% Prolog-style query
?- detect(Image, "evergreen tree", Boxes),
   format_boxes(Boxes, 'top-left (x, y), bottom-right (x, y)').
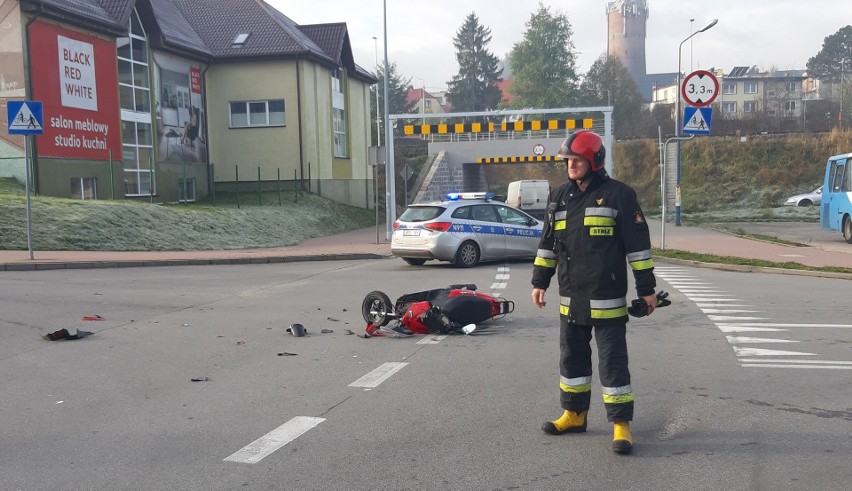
top-left (507, 3), bottom-right (578, 109)
top-left (371, 62), bottom-right (417, 143)
top-left (579, 54), bottom-right (646, 138)
top-left (445, 13), bottom-right (503, 113)
top-left (807, 25), bottom-right (852, 82)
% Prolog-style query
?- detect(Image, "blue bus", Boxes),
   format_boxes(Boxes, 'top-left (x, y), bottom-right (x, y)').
top-left (820, 152), bottom-right (852, 243)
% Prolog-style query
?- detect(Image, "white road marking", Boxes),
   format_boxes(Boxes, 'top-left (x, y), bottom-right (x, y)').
top-left (224, 416), bottom-right (325, 464)
top-left (701, 309), bottom-right (760, 313)
top-left (718, 323), bottom-right (852, 329)
top-left (716, 324), bottom-right (787, 333)
top-left (349, 362), bottom-right (408, 388)
top-left (687, 298), bottom-right (740, 302)
top-left (495, 273), bottom-right (510, 280)
top-left (497, 266), bottom-right (510, 272)
top-left (741, 364), bottom-right (852, 370)
top-left (417, 334), bottom-right (448, 345)
top-left (732, 347), bottom-right (817, 356)
top-left (726, 336), bottom-right (798, 344)
top-left (739, 358), bottom-right (852, 365)
top-left (708, 315), bottom-right (769, 321)
top-left (696, 304), bottom-right (751, 308)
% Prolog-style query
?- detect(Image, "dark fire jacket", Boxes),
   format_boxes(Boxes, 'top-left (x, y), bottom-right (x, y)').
top-left (531, 173), bottom-right (656, 325)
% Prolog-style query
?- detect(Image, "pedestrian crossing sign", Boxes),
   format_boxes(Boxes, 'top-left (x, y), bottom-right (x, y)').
top-left (682, 106), bottom-right (712, 135)
top-left (7, 101), bottom-right (44, 135)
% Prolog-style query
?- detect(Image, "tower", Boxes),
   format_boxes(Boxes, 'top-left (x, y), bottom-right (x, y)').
top-left (606, 0), bottom-right (648, 85)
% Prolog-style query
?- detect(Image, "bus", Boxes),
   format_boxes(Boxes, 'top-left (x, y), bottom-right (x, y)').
top-left (819, 152), bottom-right (852, 244)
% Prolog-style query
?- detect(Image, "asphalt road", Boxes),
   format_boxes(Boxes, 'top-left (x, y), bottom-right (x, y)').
top-left (1, 258), bottom-right (850, 490)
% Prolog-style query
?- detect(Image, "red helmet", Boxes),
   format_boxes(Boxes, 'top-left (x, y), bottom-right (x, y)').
top-left (556, 130), bottom-right (606, 172)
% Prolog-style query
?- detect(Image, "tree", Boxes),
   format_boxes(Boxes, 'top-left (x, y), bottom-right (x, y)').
top-left (579, 54), bottom-right (645, 138)
top-left (506, 3), bottom-right (579, 109)
top-left (807, 25), bottom-right (852, 82)
top-left (371, 62), bottom-right (417, 144)
top-left (445, 13), bottom-right (503, 113)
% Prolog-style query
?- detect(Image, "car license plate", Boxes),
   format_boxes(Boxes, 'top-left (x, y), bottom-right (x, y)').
top-left (403, 229), bottom-right (420, 236)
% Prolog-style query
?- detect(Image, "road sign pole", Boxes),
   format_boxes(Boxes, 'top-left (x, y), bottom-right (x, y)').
top-left (24, 135), bottom-right (34, 260)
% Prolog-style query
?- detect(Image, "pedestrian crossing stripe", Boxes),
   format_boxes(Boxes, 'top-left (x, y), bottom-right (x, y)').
top-left (8, 102), bottom-right (43, 132)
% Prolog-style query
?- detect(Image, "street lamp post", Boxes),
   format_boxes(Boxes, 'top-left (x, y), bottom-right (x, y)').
top-left (674, 18), bottom-right (717, 226)
top-left (372, 36), bottom-right (380, 145)
top-left (383, 0), bottom-right (395, 240)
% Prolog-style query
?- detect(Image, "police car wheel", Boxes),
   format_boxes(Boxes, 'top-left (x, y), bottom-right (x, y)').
top-left (402, 258), bottom-right (427, 266)
top-left (454, 241), bottom-right (480, 268)
top-left (362, 291), bottom-right (393, 326)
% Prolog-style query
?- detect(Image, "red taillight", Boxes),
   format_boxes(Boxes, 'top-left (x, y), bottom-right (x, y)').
top-left (424, 221), bottom-right (452, 232)
top-left (392, 220), bottom-right (400, 230)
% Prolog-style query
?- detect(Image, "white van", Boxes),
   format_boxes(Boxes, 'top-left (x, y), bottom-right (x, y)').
top-left (506, 180), bottom-right (550, 218)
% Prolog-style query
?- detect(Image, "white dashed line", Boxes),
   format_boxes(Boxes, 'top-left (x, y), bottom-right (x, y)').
top-left (224, 416), bottom-right (325, 464)
top-left (348, 362), bottom-right (408, 388)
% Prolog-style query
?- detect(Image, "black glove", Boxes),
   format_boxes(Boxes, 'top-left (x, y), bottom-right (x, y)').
top-left (628, 291), bottom-right (671, 317)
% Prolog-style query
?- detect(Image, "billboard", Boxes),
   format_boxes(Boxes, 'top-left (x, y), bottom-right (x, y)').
top-left (153, 52), bottom-right (207, 164)
top-left (28, 20), bottom-right (121, 160)
top-left (0, 1), bottom-right (25, 151)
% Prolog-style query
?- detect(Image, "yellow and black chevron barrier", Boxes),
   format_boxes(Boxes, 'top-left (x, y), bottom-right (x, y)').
top-left (403, 119), bottom-right (595, 136)
top-left (476, 156), bottom-right (558, 164)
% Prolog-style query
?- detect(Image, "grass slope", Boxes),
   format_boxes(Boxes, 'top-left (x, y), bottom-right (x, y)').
top-left (0, 179), bottom-right (375, 251)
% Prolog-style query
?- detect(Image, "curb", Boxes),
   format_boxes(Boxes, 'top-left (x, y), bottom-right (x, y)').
top-left (656, 257), bottom-right (852, 280)
top-left (0, 253), bottom-right (392, 272)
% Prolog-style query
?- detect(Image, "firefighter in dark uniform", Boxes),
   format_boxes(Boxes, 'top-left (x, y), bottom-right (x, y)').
top-left (531, 130), bottom-right (657, 454)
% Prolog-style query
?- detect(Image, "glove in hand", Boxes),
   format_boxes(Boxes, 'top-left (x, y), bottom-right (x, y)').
top-left (628, 291), bottom-right (671, 317)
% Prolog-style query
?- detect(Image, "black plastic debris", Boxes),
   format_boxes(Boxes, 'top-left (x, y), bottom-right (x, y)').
top-left (42, 328), bottom-right (93, 341)
top-left (320, 329), bottom-right (333, 334)
top-left (277, 352), bottom-right (298, 356)
top-left (344, 329), bottom-right (355, 335)
top-left (190, 376), bottom-right (209, 382)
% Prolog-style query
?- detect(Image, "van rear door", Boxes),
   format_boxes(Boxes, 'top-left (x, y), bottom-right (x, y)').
top-left (822, 157), bottom-right (847, 231)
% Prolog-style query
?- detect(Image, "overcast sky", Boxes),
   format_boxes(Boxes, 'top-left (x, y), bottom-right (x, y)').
top-left (266, 0), bottom-right (852, 91)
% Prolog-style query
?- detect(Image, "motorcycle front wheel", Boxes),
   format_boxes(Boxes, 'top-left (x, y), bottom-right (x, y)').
top-left (361, 291), bottom-right (393, 327)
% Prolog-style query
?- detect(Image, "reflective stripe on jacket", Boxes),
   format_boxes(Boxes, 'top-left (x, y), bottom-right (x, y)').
top-left (531, 173), bottom-right (656, 325)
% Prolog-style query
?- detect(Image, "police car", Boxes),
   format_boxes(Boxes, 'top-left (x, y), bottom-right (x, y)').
top-left (391, 192), bottom-right (544, 267)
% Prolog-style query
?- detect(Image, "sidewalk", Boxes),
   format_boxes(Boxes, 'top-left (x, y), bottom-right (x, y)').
top-left (2, 220), bottom-right (851, 275)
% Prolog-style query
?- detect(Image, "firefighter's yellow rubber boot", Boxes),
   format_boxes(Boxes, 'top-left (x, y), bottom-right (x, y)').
top-left (612, 421), bottom-right (633, 454)
top-left (542, 410), bottom-right (587, 435)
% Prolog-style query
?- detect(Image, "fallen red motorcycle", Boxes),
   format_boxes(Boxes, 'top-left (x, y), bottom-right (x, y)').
top-left (361, 284), bottom-right (514, 336)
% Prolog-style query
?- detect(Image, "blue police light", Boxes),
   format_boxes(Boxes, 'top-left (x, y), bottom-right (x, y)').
top-left (446, 193), bottom-right (460, 200)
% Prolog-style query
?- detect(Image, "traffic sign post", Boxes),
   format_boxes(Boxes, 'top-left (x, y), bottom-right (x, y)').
top-left (6, 101), bottom-right (44, 260)
top-left (681, 70), bottom-right (719, 107)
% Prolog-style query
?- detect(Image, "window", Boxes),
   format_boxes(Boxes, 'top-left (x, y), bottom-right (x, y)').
top-left (744, 82), bottom-right (757, 94)
top-left (784, 101), bottom-right (796, 112)
top-left (744, 101), bottom-right (757, 113)
top-left (472, 205), bottom-right (498, 223)
top-left (723, 82), bottom-right (736, 94)
top-left (117, 9), bottom-right (154, 197)
top-left (178, 178), bottom-right (196, 202)
top-left (229, 100), bottom-right (285, 128)
top-left (786, 81), bottom-right (798, 92)
top-left (71, 177), bottom-right (97, 199)
top-left (723, 102), bottom-right (737, 113)
top-left (333, 108), bottom-right (347, 157)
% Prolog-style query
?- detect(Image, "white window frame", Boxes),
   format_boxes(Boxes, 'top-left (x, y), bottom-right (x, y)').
top-left (229, 100), bottom-right (285, 128)
top-left (71, 177), bottom-right (97, 199)
top-left (333, 108), bottom-right (347, 158)
top-left (723, 82), bottom-right (736, 95)
top-left (784, 101), bottom-right (796, 112)
top-left (723, 101), bottom-right (737, 113)
top-left (744, 82), bottom-right (758, 94)
top-left (178, 177), bottom-right (197, 202)
top-left (744, 101), bottom-right (757, 113)
top-left (786, 81), bottom-right (798, 92)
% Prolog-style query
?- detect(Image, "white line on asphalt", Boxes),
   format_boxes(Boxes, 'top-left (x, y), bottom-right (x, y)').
top-left (739, 358), bottom-right (852, 365)
top-left (490, 282), bottom-right (507, 290)
top-left (701, 309), bottom-right (761, 313)
top-left (348, 362), bottom-right (408, 388)
top-left (741, 364), bottom-right (852, 370)
top-left (417, 334), bottom-right (448, 345)
top-left (726, 335), bottom-right (798, 344)
top-left (732, 347), bottom-right (817, 356)
top-left (708, 315), bottom-right (769, 321)
top-left (716, 324), bottom-right (786, 332)
top-left (495, 273), bottom-right (510, 280)
top-left (718, 322), bottom-right (852, 329)
top-left (224, 416), bottom-right (325, 464)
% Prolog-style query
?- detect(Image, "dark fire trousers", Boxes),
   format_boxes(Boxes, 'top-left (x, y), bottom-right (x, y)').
top-left (559, 315), bottom-right (633, 422)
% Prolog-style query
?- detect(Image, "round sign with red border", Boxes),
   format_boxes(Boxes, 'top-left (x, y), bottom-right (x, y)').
top-left (681, 70), bottom-right (719, 107)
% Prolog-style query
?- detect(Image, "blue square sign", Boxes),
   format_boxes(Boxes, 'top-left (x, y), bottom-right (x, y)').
top-left (682, 106), bottom-right (712, 135)
top-left (7, 101), bottom-right (44, 135)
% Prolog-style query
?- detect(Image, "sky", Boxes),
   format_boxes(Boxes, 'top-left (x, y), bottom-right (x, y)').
top-left (266, 0), bottom-right (852, 92)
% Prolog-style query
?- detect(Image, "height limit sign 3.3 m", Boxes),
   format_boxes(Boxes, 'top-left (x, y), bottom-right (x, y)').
top-left (681, 70), bottom-right (719, 107)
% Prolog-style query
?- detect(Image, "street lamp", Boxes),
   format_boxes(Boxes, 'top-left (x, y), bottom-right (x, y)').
top-left (372, 36), bottom-right (381, 145)
top-left (674, 18), bottom-right (717, 226)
